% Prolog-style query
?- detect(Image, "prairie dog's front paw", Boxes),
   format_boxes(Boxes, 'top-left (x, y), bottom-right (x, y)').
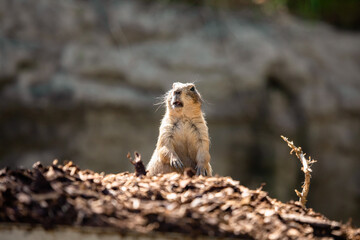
top-left (195, 165), bottom-right (208, 176)
top-left (170, 157), bottom-right (184, 172)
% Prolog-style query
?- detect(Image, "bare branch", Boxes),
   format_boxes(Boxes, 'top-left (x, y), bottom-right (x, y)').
top-left (281, 135), bottom-right (317, 207)
top-left (127, 152), bottom-right (147, 177)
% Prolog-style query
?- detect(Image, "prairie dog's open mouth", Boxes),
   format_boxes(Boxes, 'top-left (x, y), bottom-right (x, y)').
top-left (172, 100), bottom-right (183, 108)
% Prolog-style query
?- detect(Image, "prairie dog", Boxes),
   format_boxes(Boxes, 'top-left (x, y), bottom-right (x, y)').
top-left (147, 82), bottom-right (212, 176)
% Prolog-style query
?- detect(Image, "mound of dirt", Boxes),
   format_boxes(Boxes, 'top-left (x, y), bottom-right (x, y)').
top-left (0, 161), bottom-right (359, 239)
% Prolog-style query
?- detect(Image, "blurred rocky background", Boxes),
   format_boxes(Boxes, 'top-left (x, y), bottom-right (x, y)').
top-left (0, 0), bottom-right (359, 225)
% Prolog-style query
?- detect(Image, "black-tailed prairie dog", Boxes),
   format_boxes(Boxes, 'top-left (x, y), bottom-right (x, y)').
top-left (147, 82), bottom-right (212, 176)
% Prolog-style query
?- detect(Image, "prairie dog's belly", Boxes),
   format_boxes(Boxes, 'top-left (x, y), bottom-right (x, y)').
top-left (172, 120), bottom-right (198, 167)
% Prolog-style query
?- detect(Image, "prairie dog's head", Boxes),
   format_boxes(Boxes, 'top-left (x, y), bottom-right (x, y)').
top-left (166, 82), bottom-right (202, 113)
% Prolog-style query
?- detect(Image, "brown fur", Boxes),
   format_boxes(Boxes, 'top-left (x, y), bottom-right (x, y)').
top-left (147, 82), bottom-right (212, 176)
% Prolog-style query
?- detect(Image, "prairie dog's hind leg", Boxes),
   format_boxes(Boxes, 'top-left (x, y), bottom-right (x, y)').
top-left (195, 148), bottom-right (212, 176)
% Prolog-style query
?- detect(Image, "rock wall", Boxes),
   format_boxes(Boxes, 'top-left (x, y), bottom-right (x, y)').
top-left (1, 0), bottom-right (360, 225)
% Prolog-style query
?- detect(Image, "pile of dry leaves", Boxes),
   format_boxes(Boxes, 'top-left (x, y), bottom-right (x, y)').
top-left (0, 161), bottom-right (359, 239)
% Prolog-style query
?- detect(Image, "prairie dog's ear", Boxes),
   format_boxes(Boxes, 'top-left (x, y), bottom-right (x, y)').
top-left (172, 82), bottom-right (181, 89)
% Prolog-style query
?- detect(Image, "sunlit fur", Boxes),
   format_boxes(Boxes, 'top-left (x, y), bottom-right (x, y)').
top-left (147, 82), bottom-right (212, 176)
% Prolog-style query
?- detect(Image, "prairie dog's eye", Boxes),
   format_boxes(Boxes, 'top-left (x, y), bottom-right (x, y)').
top-left (190, 86), bottom-right (195, 91)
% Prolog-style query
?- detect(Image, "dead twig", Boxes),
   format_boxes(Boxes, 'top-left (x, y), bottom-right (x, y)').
top-left (281, 135), bottom-right (317, 207)
top-left (127, 152), bottom-right (147, 177)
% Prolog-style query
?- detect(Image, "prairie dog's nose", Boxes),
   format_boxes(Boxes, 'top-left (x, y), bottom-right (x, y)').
top-left (174, 90), bottom-right (181, 95)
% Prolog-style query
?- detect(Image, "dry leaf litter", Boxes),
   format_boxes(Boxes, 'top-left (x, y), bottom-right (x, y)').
top-left (0, 161), bottom-right (359, 240)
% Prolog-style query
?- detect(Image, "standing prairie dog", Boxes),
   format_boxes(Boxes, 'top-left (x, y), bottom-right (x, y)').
top-left (147, 82), bottom-right (212, 176)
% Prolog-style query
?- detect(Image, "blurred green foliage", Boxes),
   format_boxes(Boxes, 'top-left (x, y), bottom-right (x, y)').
top-left (287, 0), bottom-right (360, 30)
top-left (151, 0), bottom-right (360, 30)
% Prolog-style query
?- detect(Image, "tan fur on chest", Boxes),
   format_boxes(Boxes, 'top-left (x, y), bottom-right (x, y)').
top-left (172, 118), bottom-right (202, 167)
